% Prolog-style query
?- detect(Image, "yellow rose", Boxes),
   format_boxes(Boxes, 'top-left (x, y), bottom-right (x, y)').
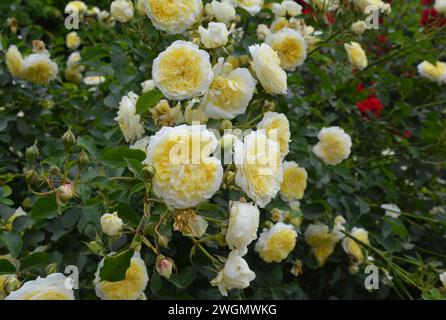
top-left (94, 251), bottom-right (149, 300)
top-left (344, 41), bottom-right (368, 71)
top-left (255, 222), bottom-right (297, 263)
top-left (66, 31), bottom-right (81, 50)
top-left (417, 61), bottom-right (446, 84)
top-left (257, 112), bottom-right (291, 158)
top-left (280, 161), bottom-right (307, 202)
top-left (144, 125), bottom-right (223, 209)
top-left (304, 223), bottom-right (342, 266)
top-left (266, 28), bottom-right (307, 71)
top-left (203, 59), bottom-right (256, 120)
top-left (234, 131), bottom-right (283, 208)
top-left (232, 0), bottom-right (264, 15)
top-left (22, 52), bottom-right (58, 84)
top-left (5, 45), bottom-right (24, 78)
top-left (249, 43), bottom-right (287, 95)
top-left (65, 1), bottom-right (88, 14)
top-left (342, 227), bottom-right (369, 264)
top-left (146, 0), bottom-right (203, 34)
top-left (6, 273), bottom-right (74, 300)
top-left (152, 41), bottom-right (213, 100)
top-left (313, 126), bottom-right (352, 166)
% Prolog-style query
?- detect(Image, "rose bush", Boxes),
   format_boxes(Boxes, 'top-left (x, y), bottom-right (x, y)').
top-left (0, 0), bottom-right (445, 300)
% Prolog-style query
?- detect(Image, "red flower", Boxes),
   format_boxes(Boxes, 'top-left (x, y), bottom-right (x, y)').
top-left (420, 0), bottom-right (433, 5)
top-left (356, 95), bottom-right (384, 118)
top-left (325, 12), bottom-right (335, 25)
top-left (420, 8), bottom-right (446, 27)
top-left (296, 0), bottom-right (313, 15)
top-left (402, 130), bottom-right (412, 139)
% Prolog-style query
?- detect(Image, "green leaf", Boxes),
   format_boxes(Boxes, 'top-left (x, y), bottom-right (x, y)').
top-left (136, 89), bottom-right (164, 114)
top-left (115, 202), bottom-right (141, 227)
top-left (100, 147), bottom-right (146, 168)
top-left (77, 135), bottom-right (97, 158)
top-left (0, 231), bottom-right (22, 258)
top-left (168, 267), bottom-right (196, 289)
top-left (99, 249), bottom-right (134, 282)
top-left (30, 195), bottom-right (58, 220)
top-left (20, 252), bottom-right (52, 272)
top-left (125, 158), bottom-right (145, 180)
top-left (0, 259), bottom-right (16, 274)
top-left (82, 47), bottom-right (109, 61)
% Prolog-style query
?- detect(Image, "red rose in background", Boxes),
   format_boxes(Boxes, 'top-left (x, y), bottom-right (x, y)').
top-left (356, 95), bottom-right (384, 117)
top-left (420, 8), bottom-right (446, 27)
top-left (296, 0), bottom-right (313, 15)
top-left (355, 83), bottom-right (383, 118)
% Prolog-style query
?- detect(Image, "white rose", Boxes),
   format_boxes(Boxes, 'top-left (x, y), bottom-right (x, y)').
top-left (110, 0), bottom-right (134, 23)
top-left (100, 212), bottom-right (124, 236)
top-left (199, 22), bottom-right (229, 49)
top-left (6, 273), bottom-right (74, 300)
top-left (272, 1), bottom-right (302, 17)
top-left (203, 58), bottom-right (256, 120)
top-left (141, 79), bottom-right (156, 93)
top-left (440, 272), bottom-right (446, 289)
top-left (114, 92), bottom-right (145, 142)
top-left (249, 43), bottom-right (287, 94)
top-left (231, 0), bottom-right (264, 15)
top-left (256, 24), bottom-right (271, 40)
top-left (65, 1), bottom-right (88, 14)
top-left (351, 21), bottom-right (367, 35)
top-left (145, 0), bottom-right (203, 34)
top-left (352, 0), bottom-right (388, 13)
top-left (152, 41), bottom-right (213, 100)
top-left (234, 131), bottom-right (283, 208)
top-left (226, 201), bottom-right (260, 250)
top-left (130, 136), bottom-right (150, 153)
top-left (313, 126), bottom-right (352, 165)
top-left (435, 0), bottom-right (446, 14)
top-left (380, 203), bottom-right (401, 219)
top-left (211, 250), bottom-right (256, 296)
top-left (144, 125), bottom-right (223, 209)
top-left (206, 0), bottom-right (236, 23)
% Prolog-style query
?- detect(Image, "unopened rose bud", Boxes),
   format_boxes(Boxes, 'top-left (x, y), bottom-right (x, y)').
top-left (7, 17), bottom-right (18, 34)
top-left (78, 150), bottom-right (90, 168)
top-left (56, 183), bottom-right (75, 202)
top-left (142, 165), bottom-right (156, 179)
top-left (25, 169), bottom-right (39, 185)
top-left (263, 101), bottom-right (276, 113)
top-left (264, 220), bottom-right (274, 229)
top-left (49, 165), bottom-right (61, 176)
top-left (155, 255), bottom-right (175, 279)
top-left (45, 263), bottom-right (58, 275)
top-left (100, 212), bottom-right (123, 237)
top-left (32, 40), bottom-right (46, 53)
top-left (62, 128), bottom-right (76, 151)
top-left (3, 275), bottom-right (21, 295)
top-left (25, 142), bottom-right (39, 161)
top-left (157, 234), bottom-right (170, 248)
top-left (85, 240), bottom-right (105, 256)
